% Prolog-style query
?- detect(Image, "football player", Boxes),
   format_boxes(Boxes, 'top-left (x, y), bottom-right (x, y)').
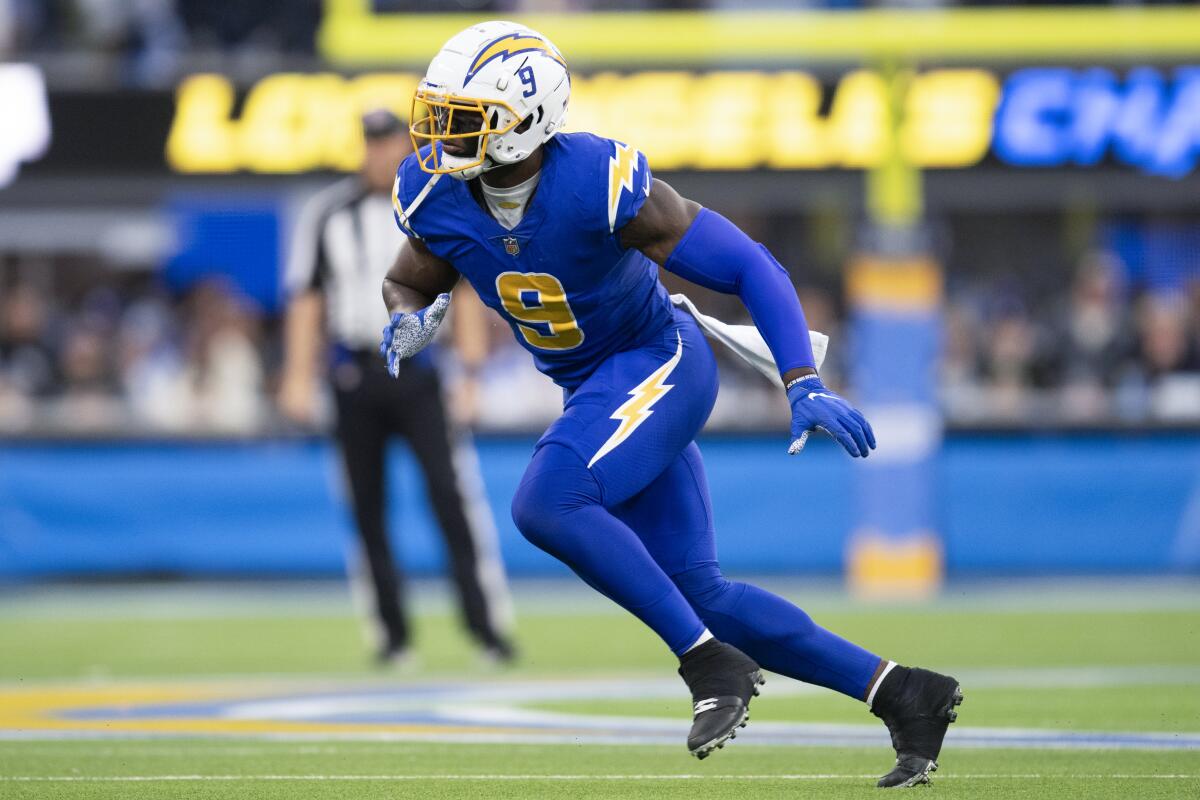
top-left (382, 21), bottom-right (962, 788)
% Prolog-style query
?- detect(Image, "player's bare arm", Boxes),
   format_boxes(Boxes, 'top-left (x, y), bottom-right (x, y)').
top-left (617, 177), bottom-right (700, 264)
top-left (382, 237), bottom-right (459, 315)
top-left (379, 239), bottom-right (459, 376)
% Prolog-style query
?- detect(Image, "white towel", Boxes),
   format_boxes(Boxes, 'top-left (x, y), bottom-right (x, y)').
top-left (670, 293), bottom-right (828, 383)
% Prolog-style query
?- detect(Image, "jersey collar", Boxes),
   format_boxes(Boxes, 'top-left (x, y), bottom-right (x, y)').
top-left (452, 140), bottom-right (558, 246)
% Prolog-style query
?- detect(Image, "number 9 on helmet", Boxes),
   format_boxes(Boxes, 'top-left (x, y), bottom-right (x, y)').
top-left (410, 20), bottom-right (571, 181)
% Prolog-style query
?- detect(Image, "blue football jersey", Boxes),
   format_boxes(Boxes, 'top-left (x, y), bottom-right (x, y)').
top-left (392, 132), bottom-right (675, 388)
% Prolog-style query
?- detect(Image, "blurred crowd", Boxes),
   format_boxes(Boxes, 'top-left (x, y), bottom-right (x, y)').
top-left (943, 251), bottom-right (1200, 425)
top-left (1, 0), bottom-right (1190, 79)
top-left (2, 236), bottom-right (1198, 437)
top-left (0, 271), bottom-right (267, 435)
top-left (0, 0), bottom-right (321, 84)
top-left (1, 0), bottom-right (321, 54)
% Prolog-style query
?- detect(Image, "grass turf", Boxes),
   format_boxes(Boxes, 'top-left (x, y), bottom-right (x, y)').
top-left (1, 587), bottom-right (1198, 798)
top-left (2, 741), bottom-right (1198, 800)
top-left (2, 606), bottom-right (1197, 679)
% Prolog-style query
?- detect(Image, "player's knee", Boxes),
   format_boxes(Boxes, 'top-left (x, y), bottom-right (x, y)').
top-left (511, 449), bottom-right (602, 550)
top-left (672, 563), bottom-right (738, 611)
top-left (510, 475), bottom-right (553, 544)
top-left (510, 483), bottom-right (581, 553)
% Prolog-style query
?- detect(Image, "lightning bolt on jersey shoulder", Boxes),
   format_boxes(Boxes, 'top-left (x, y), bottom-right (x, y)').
top-left (606, 141), bottom-right (651, 234)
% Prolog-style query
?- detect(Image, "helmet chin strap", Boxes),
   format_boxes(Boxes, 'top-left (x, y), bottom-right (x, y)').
top-left (447, 153), bottom-right (496, 181)
top-left (442, 128), bottom-right (538, 181)
top-left (395, 172), bottom-right (442, 238)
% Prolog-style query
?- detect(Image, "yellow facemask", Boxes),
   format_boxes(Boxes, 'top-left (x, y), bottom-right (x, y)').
top-left (409, 88), bottom-right (522, 175)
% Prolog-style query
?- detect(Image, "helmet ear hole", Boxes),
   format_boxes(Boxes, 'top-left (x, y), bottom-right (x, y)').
top-left (514, 115), bottom-right (532, 134)
top-left (534, 105), bottom-right (544, 123)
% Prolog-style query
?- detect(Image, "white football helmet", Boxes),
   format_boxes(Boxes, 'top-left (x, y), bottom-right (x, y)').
top-left (410, 20), bottom-right (570, 180)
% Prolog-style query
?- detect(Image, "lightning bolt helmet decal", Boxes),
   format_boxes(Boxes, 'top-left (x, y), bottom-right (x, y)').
top-left (463, 32), bottom-right (567, 87)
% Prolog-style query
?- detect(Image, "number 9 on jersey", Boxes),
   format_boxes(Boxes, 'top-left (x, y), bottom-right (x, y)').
top-left (496, 272), bottom-right (585, 351)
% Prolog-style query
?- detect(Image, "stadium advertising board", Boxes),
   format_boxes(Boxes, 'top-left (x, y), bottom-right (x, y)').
top-left (19, 66), bottom-right (1200, 178)
top-left (996, 67), bottom-right (1200, 179)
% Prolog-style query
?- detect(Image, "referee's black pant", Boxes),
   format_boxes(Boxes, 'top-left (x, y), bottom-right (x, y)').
top-left (332, 350), bottom-right (511, 655)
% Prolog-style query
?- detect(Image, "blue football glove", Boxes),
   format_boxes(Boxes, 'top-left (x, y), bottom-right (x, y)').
top-left (379, 293), bottom-right (451, 378)
top-left (786, 374), bottom-right (876, 458)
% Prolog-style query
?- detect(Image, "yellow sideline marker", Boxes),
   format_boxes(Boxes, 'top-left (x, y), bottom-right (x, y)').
top-left (847, 530), bottom-right (944, 601)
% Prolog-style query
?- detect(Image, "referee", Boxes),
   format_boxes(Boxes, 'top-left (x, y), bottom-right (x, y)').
top-left (279, 109), bottom-right (514, 665)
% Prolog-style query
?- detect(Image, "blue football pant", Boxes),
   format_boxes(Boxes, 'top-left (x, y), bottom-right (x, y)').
top-left (511, 312), bottom-right (882, 699)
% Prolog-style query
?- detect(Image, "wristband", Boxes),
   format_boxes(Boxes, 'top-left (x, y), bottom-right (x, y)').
top-left (785, 374), bottom-right (820, 392)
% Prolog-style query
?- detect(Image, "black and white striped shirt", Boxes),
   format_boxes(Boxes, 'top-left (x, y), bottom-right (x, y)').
top-left (285, 177), bottom-right (404, 350)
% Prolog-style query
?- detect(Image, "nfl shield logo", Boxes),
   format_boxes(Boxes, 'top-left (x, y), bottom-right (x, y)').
top-left (502, 236), bottom-right (520, 256)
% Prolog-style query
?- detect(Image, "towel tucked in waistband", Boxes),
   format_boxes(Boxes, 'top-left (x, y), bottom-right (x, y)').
top-left (670, 293), bottom-right (828, 384)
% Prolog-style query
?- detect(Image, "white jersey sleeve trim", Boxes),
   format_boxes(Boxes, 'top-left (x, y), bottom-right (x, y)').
top-left (393, 172), bottom-right (442, 240)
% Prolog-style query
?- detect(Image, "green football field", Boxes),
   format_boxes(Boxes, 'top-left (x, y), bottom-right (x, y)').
top-left (1, 579), bottom-right (1198, 799)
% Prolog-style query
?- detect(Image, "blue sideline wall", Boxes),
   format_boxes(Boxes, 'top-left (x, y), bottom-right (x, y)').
top-left (1, 434), bottom-right (1198, 579)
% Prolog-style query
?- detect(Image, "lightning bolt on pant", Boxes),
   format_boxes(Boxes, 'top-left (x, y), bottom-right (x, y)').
top-left (511, 311), bottom-right (882, 698)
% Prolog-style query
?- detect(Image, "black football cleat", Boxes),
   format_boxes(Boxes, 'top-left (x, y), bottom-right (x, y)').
top-left (677, 639), bottom-right (764, 759)
top-left (870, 665), bottom-right (963, 788)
